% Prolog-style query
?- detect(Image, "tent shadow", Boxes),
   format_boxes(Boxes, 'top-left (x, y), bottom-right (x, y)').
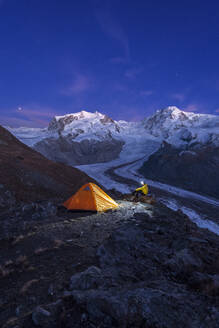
top-left (67, 209), bottom-right (97, 214)
top-left (58, 205), bottom-right (118, 215)
top-left (58, 205), bottom-right (97, 215)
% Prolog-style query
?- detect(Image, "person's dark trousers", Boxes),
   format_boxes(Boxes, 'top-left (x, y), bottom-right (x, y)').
top-left (132, 190), bottom-right (142, 200)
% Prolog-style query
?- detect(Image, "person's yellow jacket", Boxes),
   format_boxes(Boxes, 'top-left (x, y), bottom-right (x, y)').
top-left (135, 184), bottom-right (148, 195)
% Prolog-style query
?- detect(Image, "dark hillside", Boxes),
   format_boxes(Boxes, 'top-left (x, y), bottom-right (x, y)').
top-left (139, 142), bottom-right (219, 199)
top-left (0, 125), bottom-right (97, 203)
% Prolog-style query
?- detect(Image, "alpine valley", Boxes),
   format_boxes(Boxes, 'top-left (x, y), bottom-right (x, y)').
top-left (7, 106), bottom-right (219, 199)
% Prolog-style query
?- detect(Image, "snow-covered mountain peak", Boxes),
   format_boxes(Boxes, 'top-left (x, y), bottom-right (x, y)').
top-left (54, 110), bottom-right (103, 121)
top-left (152, 106), bottom-right (190, 121)
top-left (143, 106), bottom-right (219, 147)
top-left (48, 110), bottom-right (116, 133)
top-left (143, 107), bottom-right (189, 135)
top-left (152, 106), bottom-right (218, 122)
top-left (45, 110), bottom-right (124, 142)
top-left (158, 106), bottom-right (182, 114)
top-left (145, 106), bottom-right (218, 128)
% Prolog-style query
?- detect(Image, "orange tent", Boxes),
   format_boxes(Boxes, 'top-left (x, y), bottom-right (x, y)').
top-left (63, 182), bottom-right (119, 212)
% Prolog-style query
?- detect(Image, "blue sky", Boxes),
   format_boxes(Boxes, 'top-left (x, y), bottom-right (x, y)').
top-left (0, 0), bottom-right (219, 127)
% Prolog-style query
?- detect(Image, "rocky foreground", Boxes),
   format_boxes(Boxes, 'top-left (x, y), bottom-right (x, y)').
top-left (1, 197), bottom-right (219, 328)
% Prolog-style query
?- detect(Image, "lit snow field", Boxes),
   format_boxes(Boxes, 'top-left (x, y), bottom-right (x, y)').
top-left (77, 162), bottom-right (131, 193)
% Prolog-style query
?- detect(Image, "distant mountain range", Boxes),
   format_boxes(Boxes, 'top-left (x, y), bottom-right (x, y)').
top-left (5, 107), bottom-right (219, 198)
top-left (6, 107), bottom-right (219, 151)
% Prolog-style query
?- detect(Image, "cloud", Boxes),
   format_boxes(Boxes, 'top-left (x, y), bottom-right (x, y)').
top-left (0, 105), bottom-right (59, 128)
top-left (19, 106), bottom-right (61, 126)
top-left (109, 57), bottom-right (128, 64)
top-left (113, 82), bottom-right (128, 92)
top-left (15, 107), bottom-right (57, 118)
top-left (171, 93), bottom-right (185, 102)
top-left (117, 106), bottom-right (144, 121)
top-left (107, 101), bottom-right (146, 121)
top-left (1, 117), bottom-right (33, 128)
top-left (140, 90), bottom-right (154, 97)
top-left (183, 104), bottom-right (199, 112)
top-left (2, 117), bottom-right (46, 128)
top-left (61, 74), bottom-right (91, 96)
top-left (94, 1), bottom-right (130, 63)
top-left (124, 67), bottom-right (143, 79)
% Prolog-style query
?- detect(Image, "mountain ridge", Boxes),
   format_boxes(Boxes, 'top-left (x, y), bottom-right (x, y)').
top-left (6, 106), bottom-right (219, 163)
top-left (7, 106), bottom-right (219, 145)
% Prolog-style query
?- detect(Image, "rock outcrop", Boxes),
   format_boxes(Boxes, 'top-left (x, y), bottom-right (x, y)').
top-left (34, 136), bottom-right (124, 165)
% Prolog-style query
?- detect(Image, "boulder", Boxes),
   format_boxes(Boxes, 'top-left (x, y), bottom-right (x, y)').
top-left (63, 286), bottom-right (211, 328)
top-left (165, 248), bottom-right (203, 276)
top-left (32, 306), bottom-right (51, 326)
top-left (70, 266), bottom-right (103, 290)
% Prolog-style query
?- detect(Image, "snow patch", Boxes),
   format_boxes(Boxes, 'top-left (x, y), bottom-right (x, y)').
top-left (181, 207), bottom-right (219, 236)
top-left (179, 150), bottom-right (196, 157)
top-left (160, 198), bottom-right (219, 236)
top-left (77, 162), bottom-right (132, 194)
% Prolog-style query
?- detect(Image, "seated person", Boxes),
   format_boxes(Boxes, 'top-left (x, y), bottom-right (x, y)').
top-left (133, 181), bottom-right (148, 200)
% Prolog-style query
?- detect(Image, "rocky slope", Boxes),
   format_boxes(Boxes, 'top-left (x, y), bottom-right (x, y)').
top-left (0, 125), bottom-right (97, 204)
top-left (1, 200), bottom-right (219, 327)
top-left (139, 141), bottom-right (219, 199)
top-left (34, 135), bottom-right (124, 165)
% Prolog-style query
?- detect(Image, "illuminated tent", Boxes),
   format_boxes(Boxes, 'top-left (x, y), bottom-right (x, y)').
top-left (63, 182), bottom-right (119, 212)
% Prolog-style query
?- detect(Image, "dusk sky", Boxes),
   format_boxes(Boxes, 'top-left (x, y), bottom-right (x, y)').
top-left (0, 0), bottom-right (219, 127)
